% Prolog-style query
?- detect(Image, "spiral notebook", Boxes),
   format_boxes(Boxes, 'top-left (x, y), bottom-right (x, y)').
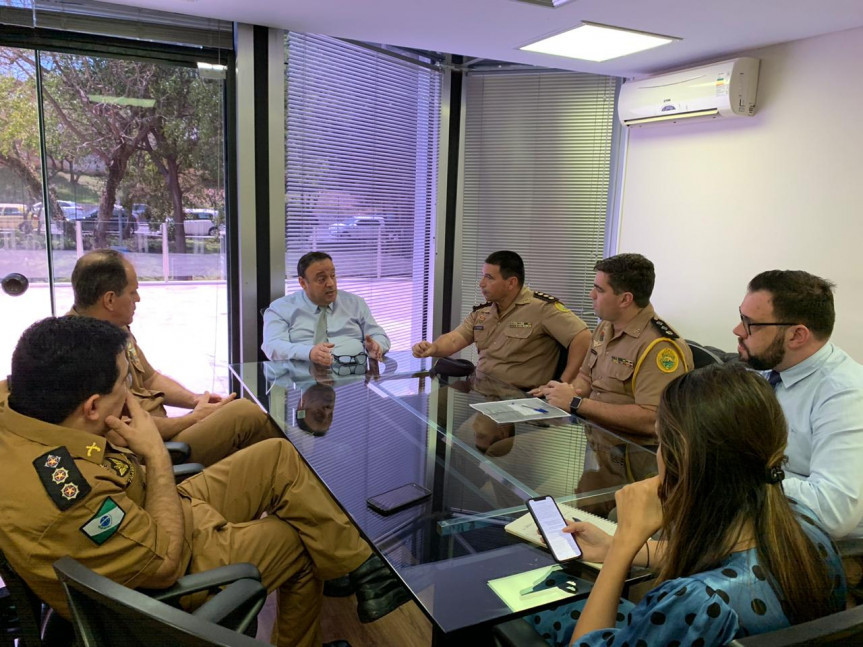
top-left (504, 502), bottom-right (617, 570)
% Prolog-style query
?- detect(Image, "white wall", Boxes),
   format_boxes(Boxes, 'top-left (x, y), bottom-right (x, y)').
top-left (617, 27), bottom-right (863, 361)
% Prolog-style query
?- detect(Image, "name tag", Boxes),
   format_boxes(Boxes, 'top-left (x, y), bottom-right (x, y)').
top-left (473, 325), bottom-right (484, 331)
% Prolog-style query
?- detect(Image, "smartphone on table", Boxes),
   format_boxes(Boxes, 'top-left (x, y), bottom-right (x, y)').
top-left (526, 495), bottom-right (583, 563)
top-left (367, 482), bottom-right (431, 515)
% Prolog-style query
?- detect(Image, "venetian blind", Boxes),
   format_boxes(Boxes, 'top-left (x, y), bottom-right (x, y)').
top-left (458, 71), bottom-right (618, 335)
top-left (284, 33), bottom-right (440, 352)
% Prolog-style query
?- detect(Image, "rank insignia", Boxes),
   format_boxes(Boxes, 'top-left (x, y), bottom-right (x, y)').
top-left (509, 322), bottom-right (532, 328)
top-left (81, 497), bottom-right (125, 545)
top-left (33, 447), bottom-right (91, 511)
top-left (105, 456), bottom-right (130, 478)
top-left (52, 468), bottom-right (69, 484)
top-left (656, 347), bottom-right (681, 373)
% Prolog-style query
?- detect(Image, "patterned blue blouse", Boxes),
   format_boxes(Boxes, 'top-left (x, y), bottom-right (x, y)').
top-left (529, 501), bottom-right (846, 647)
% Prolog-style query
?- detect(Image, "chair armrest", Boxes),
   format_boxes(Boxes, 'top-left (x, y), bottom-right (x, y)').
top-left (492, 617), bottom-right (551, 647)
top-left (193, 578), bottom-right (267, 633)
top-left (146, 563), bottom-right (262, 605)
top-left (172, 463), bottom-right (204, 483)
top-left (165, 441), bottom-right (191, 465)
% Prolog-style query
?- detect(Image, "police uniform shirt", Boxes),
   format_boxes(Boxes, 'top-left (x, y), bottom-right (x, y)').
top-left (454, 285), bottom-right (588, 389)
top-left (0, 381), bottom-right (191, 616)
top-left (67, 308), bottom-right (167, 415)
top-left (581, 304), bottom-right (693, 409)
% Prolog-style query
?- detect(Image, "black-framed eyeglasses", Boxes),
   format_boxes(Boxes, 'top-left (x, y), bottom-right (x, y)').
top-left (333, 352), bottom-right (367, 365)
top-left (738, 308), bottom-right (798, 337)
top-left (332, 353), bottom-right (368, 376)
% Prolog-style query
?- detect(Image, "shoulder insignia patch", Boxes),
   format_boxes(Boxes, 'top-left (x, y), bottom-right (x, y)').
top-left (553, 302), bottom-right (570, 313)
top-left (33, 447), bottom-right (92, 511)
top-left (651, 317), bottom-right (680, 340)
top-left (656, 347), bottom-right (681, 373)
top-left (80, 497), bottom-right (126, 545)
top-left (105, 456), bottom-right (130, 478)
top-left (533, 291), bottom-right (559, 303)
top-left (472, 302), bottom-right (492, 312)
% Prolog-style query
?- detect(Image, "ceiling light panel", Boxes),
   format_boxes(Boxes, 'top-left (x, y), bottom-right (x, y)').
top-left (521, 22), bottom-right (679, 62)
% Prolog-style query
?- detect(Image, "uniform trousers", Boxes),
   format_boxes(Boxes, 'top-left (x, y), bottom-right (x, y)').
top-left (176, 438), bottom-right (372, 647)
top-left (164, 398), bottom-right (283, 467)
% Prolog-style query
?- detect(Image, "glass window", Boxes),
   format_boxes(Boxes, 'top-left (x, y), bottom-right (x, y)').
top-left (283, 33), bottom-right (440, 352)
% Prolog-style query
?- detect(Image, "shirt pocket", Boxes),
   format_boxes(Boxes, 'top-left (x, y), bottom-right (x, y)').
top-left (503, 326), bottom-right (532, 342)
top-left (608, 361), bottom-right (634, 384)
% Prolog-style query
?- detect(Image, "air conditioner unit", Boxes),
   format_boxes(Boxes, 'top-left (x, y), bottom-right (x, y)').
top-left (618, 57), bottom-right (759, 127)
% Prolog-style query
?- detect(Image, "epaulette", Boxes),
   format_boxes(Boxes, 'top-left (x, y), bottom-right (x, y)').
top-left (472, 302), bottom-right (492, 312)
top-left (33, 447), bottom-right (91, 511)
top-left (533, 291), bottom-right (559, 303)
top-left (651, 317), bottom-right (679, 340)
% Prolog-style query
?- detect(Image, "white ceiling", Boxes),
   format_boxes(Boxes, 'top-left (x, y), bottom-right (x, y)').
top-left (102, 0), bottom-right (863, 77)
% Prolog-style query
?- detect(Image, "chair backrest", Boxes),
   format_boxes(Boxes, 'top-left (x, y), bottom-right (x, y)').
top-left (726, 605), bottom-right (863, 646)
top-left (686, 339), bottom-right (726, 369)
top-left (53, 557), bottom-right (268, 647)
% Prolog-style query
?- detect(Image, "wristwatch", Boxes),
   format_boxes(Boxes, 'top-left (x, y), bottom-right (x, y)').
top-left (569, 396), bottom-right (582, 414)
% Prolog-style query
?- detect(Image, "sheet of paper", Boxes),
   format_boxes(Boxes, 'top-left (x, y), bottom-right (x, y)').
top-left (470, 397), bottom-right (570, 424)
top-left (487, 564), bottom-right (580, 612)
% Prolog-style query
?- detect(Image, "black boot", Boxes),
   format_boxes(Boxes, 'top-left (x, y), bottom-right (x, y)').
top-left (348, 554), bottom-right (411, 623)
top-left (323, 575), bottom-right (355, 597)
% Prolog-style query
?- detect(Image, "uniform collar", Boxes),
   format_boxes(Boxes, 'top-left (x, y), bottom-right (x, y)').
top-left (618, 303), bottom-right (656, 339)
top-left (0, 380), bottom-right (108, 465)
top-left (495, 285), bottom-right (532, 318)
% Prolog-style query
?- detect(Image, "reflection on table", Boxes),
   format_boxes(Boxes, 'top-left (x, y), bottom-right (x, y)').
top-left (230, 352), bottom-right (656, 642)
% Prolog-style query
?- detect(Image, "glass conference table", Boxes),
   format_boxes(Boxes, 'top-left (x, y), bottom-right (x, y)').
top-left (230, 352), bottom-right (657, 644)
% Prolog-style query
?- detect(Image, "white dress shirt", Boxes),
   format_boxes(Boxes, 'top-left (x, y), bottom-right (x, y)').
top-left (775, 342), bottom-right (863, 538)
top-left (261, 290), bottom-right (390, 361)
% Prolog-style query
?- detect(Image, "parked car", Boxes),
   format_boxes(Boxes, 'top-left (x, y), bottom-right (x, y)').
top-left (327, 215), bottom-right (386, 239)
top-left (0, 203), bottom-right (36, 234)
top-left (81, 206), bottom-right (136, 238)
top-left (176, 209), bottom-right (220, 236)
top-left (33, 200), bottom-right (88, 221)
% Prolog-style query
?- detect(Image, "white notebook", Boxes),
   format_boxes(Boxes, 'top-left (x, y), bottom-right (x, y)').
top-left (504, 501), bottom-right (617, 570)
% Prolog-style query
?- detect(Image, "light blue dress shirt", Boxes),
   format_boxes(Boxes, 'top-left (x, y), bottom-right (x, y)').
top-left (261, 290), bottom-right (391, 361)
top-left (774, 342), bottom-right (863, 538)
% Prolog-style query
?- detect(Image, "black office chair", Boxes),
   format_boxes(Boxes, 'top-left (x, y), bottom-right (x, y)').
top-left (54, 557), bottom-right (268, 647)
top-left (686, 339), bottom-right (727, 369)
top-left (726, 604), bottom-right (863, 646)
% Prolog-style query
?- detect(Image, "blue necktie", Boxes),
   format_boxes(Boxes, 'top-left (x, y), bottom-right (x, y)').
top-left (767, 370), bottom-right (782, 389)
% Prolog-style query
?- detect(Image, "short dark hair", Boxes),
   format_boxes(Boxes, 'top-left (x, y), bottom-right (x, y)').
top-left (484, 250), bottom-right (525, 287)
top-left (594, 253), bottom-right (655, 307)
top-left (71, 249), bottom-right (128, 310)
top-left (297, 252), bottom-right (333, 279)
top-left (9, 316), bottom-right (129, 424)
top-left (748, 270), bottom-right (835, 340)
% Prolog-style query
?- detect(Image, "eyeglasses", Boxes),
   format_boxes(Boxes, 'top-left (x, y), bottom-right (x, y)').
top-left (332, 353), bottom-right (368, 376)
top-left (738, 308), bottom-right (798, 337)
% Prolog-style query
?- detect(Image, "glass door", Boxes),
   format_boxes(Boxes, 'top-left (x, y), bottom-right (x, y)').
top-left (0, 45), bottom-right (229, 396)
top-left (0, 46), bottom-right (51, 373)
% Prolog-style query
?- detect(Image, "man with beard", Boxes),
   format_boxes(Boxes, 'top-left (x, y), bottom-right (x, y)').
top-left (734, 270), bottom-right (863, 540)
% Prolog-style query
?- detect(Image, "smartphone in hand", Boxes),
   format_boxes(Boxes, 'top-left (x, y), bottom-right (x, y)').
top-left (526, 495), bottom-right (583, 563)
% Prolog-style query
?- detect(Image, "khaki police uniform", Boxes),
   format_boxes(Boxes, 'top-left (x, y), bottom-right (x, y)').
top-left (0, 382), bottom-right (370, 647)
top-left (67, 308), bottom-right (281, 467)
top-left (453, 286), bottom-right (588, 390)
top-left (576, 305), bottom-right (693, 514)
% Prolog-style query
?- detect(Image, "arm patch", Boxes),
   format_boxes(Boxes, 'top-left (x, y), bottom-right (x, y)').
top-left (33, 447), bottom-right (92, 511)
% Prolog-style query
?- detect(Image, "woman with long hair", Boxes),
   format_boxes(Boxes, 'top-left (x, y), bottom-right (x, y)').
top-left (531, 362), bottom-right (845, 646)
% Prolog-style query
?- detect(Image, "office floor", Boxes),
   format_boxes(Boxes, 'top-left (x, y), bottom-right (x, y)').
top-left (257, 592), bottom-right (432, 646)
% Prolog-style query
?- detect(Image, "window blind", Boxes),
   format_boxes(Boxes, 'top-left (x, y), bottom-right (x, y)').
top-left (458, 71), bottom-right (618, 334)
top-left (284, 33), bottom-right (440, 352)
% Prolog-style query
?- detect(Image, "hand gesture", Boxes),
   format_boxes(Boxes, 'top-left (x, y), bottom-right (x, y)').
top-left (105, 392), bottom-right (164, 460)
top-left (200, 392), bottom-right (224, 403)
top-left (412, 340), bottom-right (434, 358)
top-left (614, 476), bottom-right (664, 550)
top-left (364, 335), bottom-right (384, 361)
top-left (310, 342), bottom-right (335, 365)
top-left (192, 391), bottom-right (237, 422)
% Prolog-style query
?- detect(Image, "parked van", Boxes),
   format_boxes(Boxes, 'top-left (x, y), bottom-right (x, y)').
top-left (0, 204), bottom-right (36, 234)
